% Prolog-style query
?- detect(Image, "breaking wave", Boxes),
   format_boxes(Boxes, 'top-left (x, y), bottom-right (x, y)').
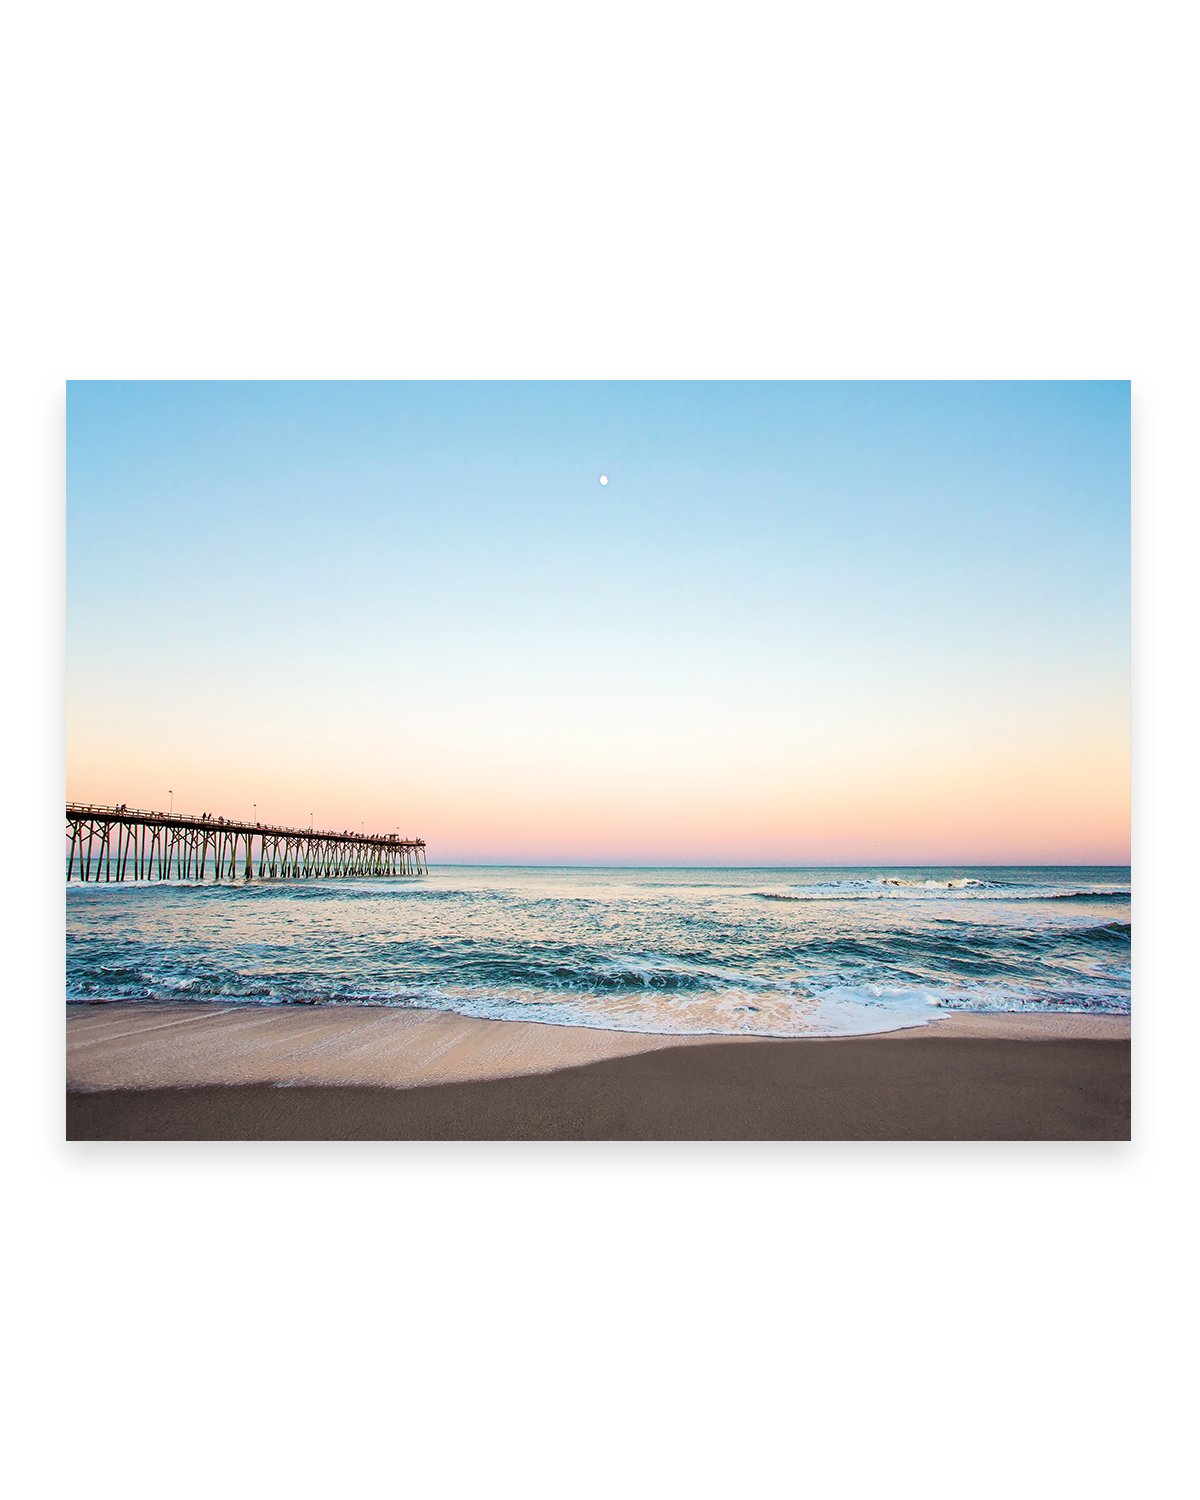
top-left (65, 865), bottom-right (1131, 1038)
top-left (752, 879), bottom-right (1129, 904)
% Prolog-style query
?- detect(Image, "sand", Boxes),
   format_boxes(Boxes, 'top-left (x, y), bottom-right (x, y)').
top-left (66, 1002), bottom-right (1130, 1140)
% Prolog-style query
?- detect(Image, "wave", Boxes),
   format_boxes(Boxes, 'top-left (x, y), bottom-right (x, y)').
top-left (67, 971), bottom-right (1131, 1036)
top-left (752, 881), bottom-right (1130, 904)
top-left (1075, 921), bottom-right (1131, 944)
top-left (65, 867), bottom-right (1133, 1038)
top-left (67, 917), bottom-right (1132, 1028)
top-left (1043, 890), bottom-right (1131, 903)
top-left (64, 877), bottom-right (456, 901)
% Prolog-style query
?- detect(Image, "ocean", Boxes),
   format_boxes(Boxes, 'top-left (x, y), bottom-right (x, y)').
top-left (64, 865), bottom-right (1131, 1038)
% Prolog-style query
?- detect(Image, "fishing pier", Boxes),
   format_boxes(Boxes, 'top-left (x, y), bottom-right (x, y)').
top-left (66, 802), bottom-right (428, 882)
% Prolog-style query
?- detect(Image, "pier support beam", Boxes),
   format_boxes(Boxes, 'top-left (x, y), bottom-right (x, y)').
top-left (66, 804), bottom-right (427, 885)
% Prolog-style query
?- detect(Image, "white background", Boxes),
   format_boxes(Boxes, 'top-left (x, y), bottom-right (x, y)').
top-left (4, 2), bottom-right (1194, 1497)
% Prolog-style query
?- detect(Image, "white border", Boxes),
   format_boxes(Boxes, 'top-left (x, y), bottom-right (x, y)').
top-left (6, 3), bottom-right (1192, 1496)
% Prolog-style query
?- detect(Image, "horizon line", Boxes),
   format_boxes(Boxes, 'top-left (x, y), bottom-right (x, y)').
top-left (424, 860), bottom-right (1132, 870)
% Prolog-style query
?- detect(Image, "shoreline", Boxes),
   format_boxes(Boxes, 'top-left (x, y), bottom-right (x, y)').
top-left (66, 1002), bottom-right (1130, 1140)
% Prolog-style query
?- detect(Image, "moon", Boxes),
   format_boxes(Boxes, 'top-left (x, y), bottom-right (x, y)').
top-left (599, 474), bottom-right (609, 486)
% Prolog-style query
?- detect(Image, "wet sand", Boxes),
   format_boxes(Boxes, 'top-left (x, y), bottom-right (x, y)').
top-left (66, 1003), bottom-right (1130, 1140)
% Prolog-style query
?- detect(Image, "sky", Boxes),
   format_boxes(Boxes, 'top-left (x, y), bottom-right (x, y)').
top-left (66, 381), bottom-right (1130, 865)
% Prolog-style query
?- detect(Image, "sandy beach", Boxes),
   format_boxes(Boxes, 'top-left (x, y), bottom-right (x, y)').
top-left (66, 1003), bottom-right (1130, 1140)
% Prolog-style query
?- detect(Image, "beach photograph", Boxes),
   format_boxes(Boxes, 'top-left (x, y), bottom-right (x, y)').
top-left (65, 380), bottom-right (1130, 1139)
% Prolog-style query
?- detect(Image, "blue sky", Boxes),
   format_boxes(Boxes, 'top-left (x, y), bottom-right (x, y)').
top-left (67, 381), bottom-right (1130, 863)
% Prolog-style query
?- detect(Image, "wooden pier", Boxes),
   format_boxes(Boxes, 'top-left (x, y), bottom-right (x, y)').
top-left (66, 802), bottom-right (428, 882)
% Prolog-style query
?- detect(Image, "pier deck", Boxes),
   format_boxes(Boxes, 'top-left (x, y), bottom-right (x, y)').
top-left (66, 802), bottom-right (427, 881)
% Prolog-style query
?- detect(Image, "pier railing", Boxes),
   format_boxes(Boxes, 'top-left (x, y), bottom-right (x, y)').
top-left (65, 802), bottom-right (428, 882)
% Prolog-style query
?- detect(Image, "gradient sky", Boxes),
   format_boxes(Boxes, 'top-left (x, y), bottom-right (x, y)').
top-left (66, 381), bottom-right (1129, 865)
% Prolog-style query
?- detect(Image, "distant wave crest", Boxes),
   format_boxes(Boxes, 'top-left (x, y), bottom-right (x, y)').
top-left (752, 879), bottom-right (1130, 904)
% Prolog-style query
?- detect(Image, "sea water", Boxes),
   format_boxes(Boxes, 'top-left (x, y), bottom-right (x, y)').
top-left (64, 866), bottom-right (1131, 1038)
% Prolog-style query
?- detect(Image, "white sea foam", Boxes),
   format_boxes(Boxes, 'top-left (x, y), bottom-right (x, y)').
top-left (65, 865), bottom-right (1132, 1038)
top-left (751, 878), bottom-right (1130, 903)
